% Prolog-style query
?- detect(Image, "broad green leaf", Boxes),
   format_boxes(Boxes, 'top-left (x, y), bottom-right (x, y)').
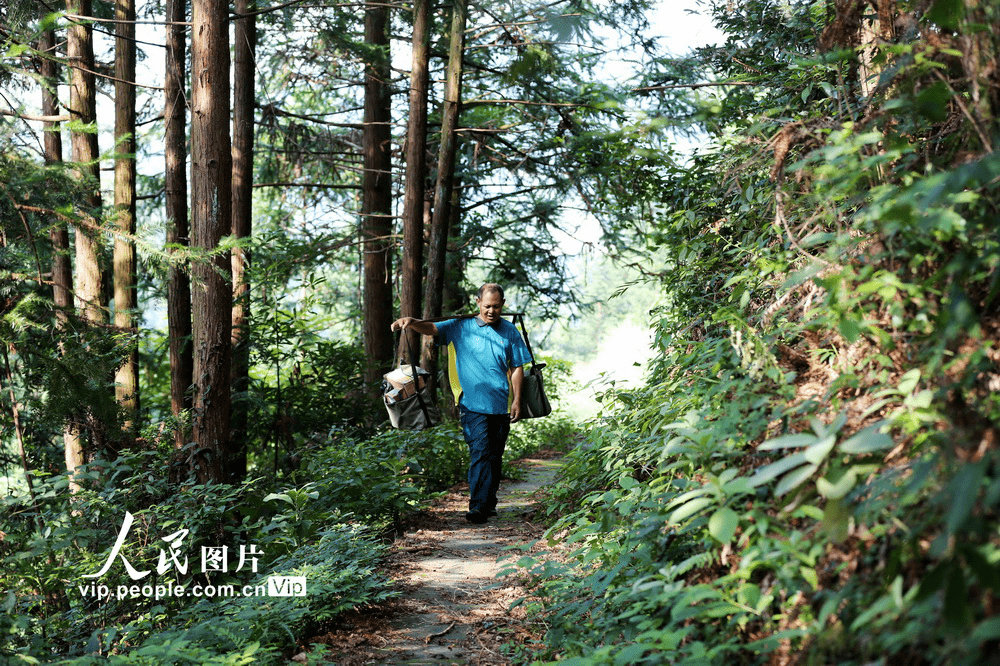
top-left (916, 81), bottom-right (950, 122)
top-left (891, 574), bottom-right (905, 609)
top-left (670, 496), bottom-right (714, 524)
top-left (904, 390), bottom-right (933, 409)
top-left (803, 435), bottom-right (836, 465)
top-left (927, 0), bottom-right (964, 29)
top-left (960, 545), bottom-right (1000, 592)
top-left (915, 561), bottom-right (950, 602)
top-left (946, 462), bottom-right (986, 534)
top-left (817, 469), bottom-right (857, 500)
top-left (614, 644), bottom-right (647, 666)
top-left (775, 463), bottom-right (818, 496)
top-left (708, 507), bottom-right (739, 544)
top-left (898, 368), bottom-right (921, 394)
top-left (737, 583), bottom-right (760, 609)
top-left (816, 597), bottom-right (839, 627)
top-left (970, 616), bottom-right (1000, 643)
top-left (263, 492), bottom-right (293, 505)
top-left (751, 452), bottom-right (808, 487)
top-left (797, 504), bottom-right (824, 520)
top-left (800, 566), bottom-right (818, 590)
top-left (839, 425), bottom-right (894, 454)
top-left (849, 593), bottom-right (896, 631)
top-left (859, 397), bottom-right (890, 421)
top-left (839, 317), bottom-right (862, 343)
top-left (722, 476), bottom-right (755, 496)
top-left (944, 565), bottom-right (972, 629)
top-left (830, 412), bottom-right (848, 434)
top-left (801, 232), bottom-right (835, 247)
top-left (758, 433), bottom-right (816, 451)
top-left (717, 468), bottom-right (738, 485)
top-left (666, 486), bottom-right (711, 509)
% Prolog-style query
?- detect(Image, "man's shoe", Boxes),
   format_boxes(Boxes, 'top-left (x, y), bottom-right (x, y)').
top-left (487, 508), bottom-right (498, 517)
top-left (465, 510), bottom-right (488, 524)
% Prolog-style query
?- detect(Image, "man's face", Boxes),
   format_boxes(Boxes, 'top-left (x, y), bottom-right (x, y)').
top-left (476, 290), bottom-right (504, 325)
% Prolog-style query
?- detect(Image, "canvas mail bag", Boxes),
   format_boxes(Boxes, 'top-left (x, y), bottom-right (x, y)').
top-left (383, 334), bottom-right (439, 430)
top-left (513, 313), bottom-right (552, 419)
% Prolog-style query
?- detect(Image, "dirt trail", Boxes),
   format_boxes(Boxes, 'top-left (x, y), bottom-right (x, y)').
top-left (299, 453), bottom-right (563, 665)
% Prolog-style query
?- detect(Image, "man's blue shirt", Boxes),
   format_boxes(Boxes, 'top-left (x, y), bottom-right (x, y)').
top-left (436, 316), bottom-right (531, 415)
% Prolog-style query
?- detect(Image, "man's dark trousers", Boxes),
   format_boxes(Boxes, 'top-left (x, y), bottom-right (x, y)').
top-left (460, 405), bottom-right (510, 515)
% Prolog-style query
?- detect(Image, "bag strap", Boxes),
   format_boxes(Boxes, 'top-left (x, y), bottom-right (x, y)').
top-left (513, 313), bottom-right (543, 371)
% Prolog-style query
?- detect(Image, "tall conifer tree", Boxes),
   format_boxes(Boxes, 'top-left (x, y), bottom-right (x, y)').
top-left (230, 0), bottom-right (257, 481)
top-left (190, 0), bottom-right (233, 482)
top-left (361, 0), bottom-right (394, 397)
top-left (113, 0), bottom-right (139, 433)
top-left (165, 0), bottom-right (193, 451)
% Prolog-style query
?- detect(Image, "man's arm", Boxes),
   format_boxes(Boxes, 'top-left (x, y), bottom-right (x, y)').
top-left (390, 317), bottom-right (438, 336)
top-left (509, 365), bottom-right (524, 422)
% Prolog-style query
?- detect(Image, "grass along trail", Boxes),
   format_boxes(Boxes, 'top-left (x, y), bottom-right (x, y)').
top-left (294, 451), bottom-right (565, 665)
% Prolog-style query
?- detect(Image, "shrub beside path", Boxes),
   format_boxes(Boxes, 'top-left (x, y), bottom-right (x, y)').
top-left (295, 451), bottom-right (565, 665)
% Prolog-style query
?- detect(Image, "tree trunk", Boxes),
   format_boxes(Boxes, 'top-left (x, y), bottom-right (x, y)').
top-left (39, 18), bottom-right (75, 501)
top-left (165, 0), bottom-right (193, 452)
top-left (113, 0), bottom-right (139, 435)
top-left (66, 0), bottom-right (104, 324)
top-left (65, 0), bottom-right (104, 475)
top-left (2, 346), bottom-right (44, 532)
top-left (858, 0), bottom-right (896, 99)
top-left (959, 0), bottom-right (993, 129)
top-left (230, 0), bottom-right (256, 483)
top-left (443, 188), bottom-right (466, 316)
top-left (441, 187), bottom-right (465, 419)
top-left (40, 25), bottom-right (72, 320)
top-left (422, 0), bottom-right (467, 395)
top-left (361, 0), bottom-right (394, 397)
top-left (190, 0), bottom-right (233, 484)
top-left (400, 0), bottom-right (431, 357)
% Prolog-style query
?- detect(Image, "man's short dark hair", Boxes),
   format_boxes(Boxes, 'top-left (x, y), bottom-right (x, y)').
top-left (476, 283), bottom-right (505, 300)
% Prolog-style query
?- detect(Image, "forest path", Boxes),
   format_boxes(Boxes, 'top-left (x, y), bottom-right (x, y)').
top-left (297, 451), bottom-right (564, 665)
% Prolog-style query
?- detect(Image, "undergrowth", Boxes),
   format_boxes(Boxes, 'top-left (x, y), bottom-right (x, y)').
top-left (1, 364), bottom-right (577, 663)
top-left (510, 1), bottom-right (1000, 664)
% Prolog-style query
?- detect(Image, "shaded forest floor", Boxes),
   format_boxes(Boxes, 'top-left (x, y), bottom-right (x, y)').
top-left (292, 451), bottom-right (565, 665)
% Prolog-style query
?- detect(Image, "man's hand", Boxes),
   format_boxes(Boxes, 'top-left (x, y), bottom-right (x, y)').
top-left (390, 316), bottom-right (415, 332)
top-left (509, 365), bottom-right (525, 423)
top-left (390, 317), bottom-right (438, 336)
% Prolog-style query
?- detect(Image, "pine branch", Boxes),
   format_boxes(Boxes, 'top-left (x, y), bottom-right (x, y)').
top-left (0, 108), bottom-right (71, 122)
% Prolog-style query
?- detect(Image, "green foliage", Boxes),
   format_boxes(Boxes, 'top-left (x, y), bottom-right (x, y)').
top-left (0, 443), bottom-right (396, 663)
top-left (294, 425), bottom-right (466, 532)
top-left (82, 525), bottom-right (391, 666)
top-left (509, 413), bottom-right (579, 461)
top-left (4, 403), bottom-right (569, 662)
top-left (48, 523), bottom-right (392, 666)
top-left (244, 275), bottom-right (377, 464)
top-left (510, 0), bottom-right (1000, 664)
top-left (0, 139), bottom-right (130, 475)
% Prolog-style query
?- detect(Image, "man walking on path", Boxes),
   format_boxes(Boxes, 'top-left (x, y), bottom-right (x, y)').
top-left (390, 283), bottom-right (531, 524)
